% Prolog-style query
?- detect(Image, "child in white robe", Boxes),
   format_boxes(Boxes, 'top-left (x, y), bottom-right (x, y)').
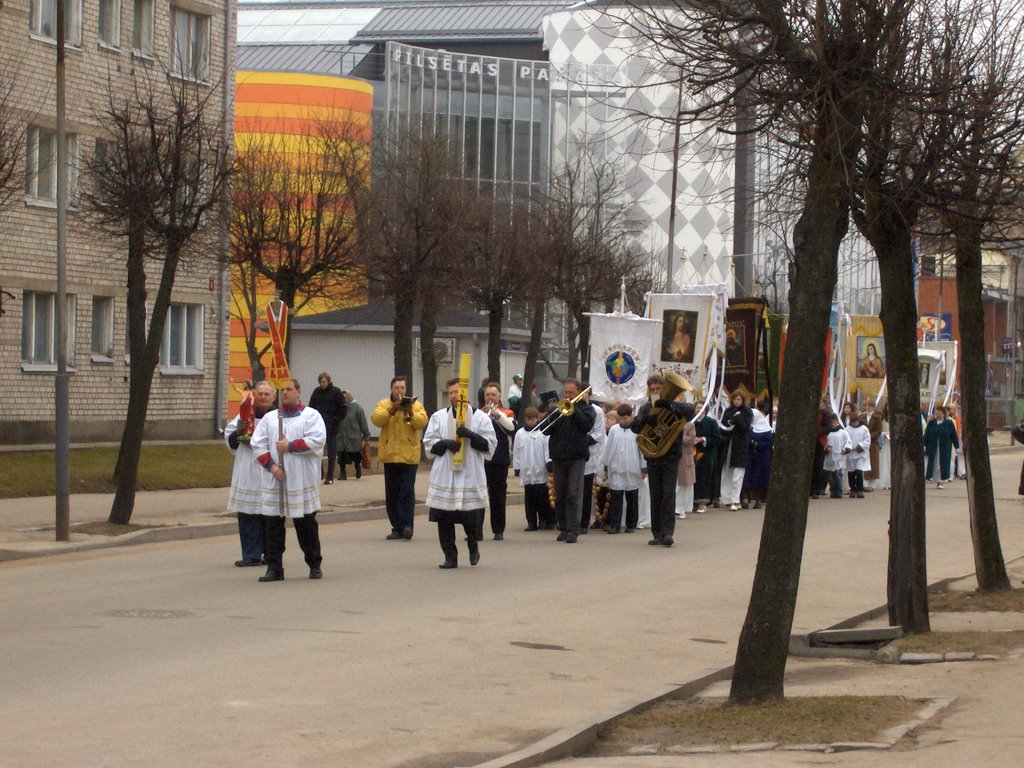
top-left (600, 404), bottom-right (646, 533)
top-left (845, 413), bottom-right (872, 499)
top-left (512, 407), bottom-right (552, 531)
top-left (823, 414), bottom-right (853, 499)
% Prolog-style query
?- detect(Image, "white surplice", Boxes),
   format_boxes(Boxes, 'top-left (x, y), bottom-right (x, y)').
top-left (250, 406), bottom-right (326, 518)
top-left (423, 406), bottom-right (496, 510)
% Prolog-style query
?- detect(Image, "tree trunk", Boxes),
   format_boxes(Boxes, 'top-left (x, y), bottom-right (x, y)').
top-left (577, 310), bottom-right (591, 383)
top-left (729, 136), bottom-right (849, 703)
top-left (110, 235), bottom-right (181, 525)
top-left (955, 225), bottom-right (1011, 591)
top-left (520, 295), bottom-right (546, 420)
top-left (393, 292), bottom-right (415, 390)
top-left (874, 227), bottom-right (930, 633)
top-left (420, 293), bottom-right (440, 414)
top-left (487, 300), bottom-right (503, 384)
top-left (566, 311), bottom-right (578, 379)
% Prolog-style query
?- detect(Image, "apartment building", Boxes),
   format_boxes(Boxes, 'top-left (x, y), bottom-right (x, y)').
top-left (0, 0), bottom-right (234, 443)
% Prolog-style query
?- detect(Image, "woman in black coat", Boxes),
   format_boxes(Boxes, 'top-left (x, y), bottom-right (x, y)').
top-left (719, 392), bottom-right (753, 511)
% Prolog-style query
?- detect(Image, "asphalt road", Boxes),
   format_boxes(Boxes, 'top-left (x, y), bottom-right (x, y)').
top-left (1, 456), bottom-right (1022, 768)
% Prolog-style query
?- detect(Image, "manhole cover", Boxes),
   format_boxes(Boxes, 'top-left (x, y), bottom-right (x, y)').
top-left (102, 609), bottom-right (201, 619)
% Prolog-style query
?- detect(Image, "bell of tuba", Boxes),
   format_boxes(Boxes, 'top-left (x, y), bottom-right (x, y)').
top-left (636, 369), bottom-right (694, 459)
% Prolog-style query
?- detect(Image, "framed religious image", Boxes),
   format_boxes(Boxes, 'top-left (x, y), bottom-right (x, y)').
top-left (725, 322), bottom-right (746, 369)
top-left (660, 309), bottom-right (698, 364)
top-left (856, 336), bottom-right (886, 379)
top-left (919, 362), bottom-right (931, 388)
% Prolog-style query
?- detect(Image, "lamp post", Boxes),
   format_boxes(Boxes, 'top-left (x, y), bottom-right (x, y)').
top-left (54, 0), bottom-right (70, 541)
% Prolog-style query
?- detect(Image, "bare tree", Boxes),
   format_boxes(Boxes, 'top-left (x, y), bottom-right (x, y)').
top-left (230, 113), bottom-right (370, 376)
top-left (359, 123), bottom-right (469, 411)
top-left (85, 73), bottom-right (231, 525)
top-left (0, 68), bottom-right (25, 319)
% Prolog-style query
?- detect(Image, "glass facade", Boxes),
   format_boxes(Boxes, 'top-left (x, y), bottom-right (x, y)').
top-left (385, 42), bottom-right (552, 201)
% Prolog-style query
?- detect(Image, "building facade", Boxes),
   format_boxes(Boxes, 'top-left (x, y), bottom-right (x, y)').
top-left (0, 0), bottom-right (233, 443)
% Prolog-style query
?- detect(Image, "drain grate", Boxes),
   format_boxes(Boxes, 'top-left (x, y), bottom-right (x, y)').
top-left (102, 609), bottom-right (201, 619)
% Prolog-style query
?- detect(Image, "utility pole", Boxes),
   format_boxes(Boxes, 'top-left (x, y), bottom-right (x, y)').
top-left (55, 0), bottom-right (71, 541)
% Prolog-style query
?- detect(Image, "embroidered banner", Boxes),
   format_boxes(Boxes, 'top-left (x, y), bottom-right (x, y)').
top-left (723, 298), bottom-right (767, 402)
top-left (587, 312), bottom-right (662, 405)
top-left (846, 315), bottom-right (886, 399)
top-left (646, 292), bottom-right (717, 395)
top-left (921, 340), bottom-right (958, 406)
top-left (265, 300), bottom-right (292, 387)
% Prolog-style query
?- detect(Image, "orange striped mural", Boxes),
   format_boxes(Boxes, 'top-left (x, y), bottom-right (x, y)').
top-left (229, 71), bottom-right (373, 416)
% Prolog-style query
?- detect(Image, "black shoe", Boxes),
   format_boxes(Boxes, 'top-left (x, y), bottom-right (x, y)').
top-left (624, 527), bottom-right (635, 533)
top-left (524, 526), bottom-right (539, 531)
top-left (811, 494), bottom-right (819, 499)
top-left (339, 471), bottom-right (347, 481)
top-left (474, 531), bottom-right (484, 541)
top-left (401, 527), bottom-right (414, 540)
top-left (355, 465), bottom-right (362, 479)
top-left (386, 532), bottom-right (403, 540)
top-left (438, 559), bottom-right (457, 569)
top-left (648, 538), bottom-right (662, 546)
top-left (662, 536), bottom-right (674, 547)
top-left (258, 569), bottom-right (284, 582)
top-left (493, 533), bottom-right (503, 541)
top-left (556, 531), bottom-right (567, 541)
top-left (468, 539), bottom-right (481, 566)
top-left (309, 567), bottom-right (322, 579)
top-left (564, 533), bottom-right (578, 543)
top-left (324, 478), bottom-right (334, 485)
top-left (235, 558), bottom-right (262, 567)
top-left (579, 527), bottom-right (588, 534)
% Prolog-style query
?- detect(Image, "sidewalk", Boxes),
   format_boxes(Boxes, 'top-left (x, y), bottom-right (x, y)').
top-left (0, 466), bottom-right (513, 561)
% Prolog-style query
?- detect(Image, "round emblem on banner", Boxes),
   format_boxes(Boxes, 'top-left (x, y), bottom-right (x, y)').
top-left (605, 350), bottom-right (637, 385)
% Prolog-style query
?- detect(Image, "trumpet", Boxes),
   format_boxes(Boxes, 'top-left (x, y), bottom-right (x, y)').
top-left (538, 386), bottom-right (592, 434)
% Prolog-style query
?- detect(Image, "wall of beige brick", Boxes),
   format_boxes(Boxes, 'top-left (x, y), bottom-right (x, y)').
top-left (0, 0), bottom-right (235, 444)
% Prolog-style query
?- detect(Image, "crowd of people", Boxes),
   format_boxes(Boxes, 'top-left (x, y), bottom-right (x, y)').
top-left (224, 370), bottom-right (967, 580)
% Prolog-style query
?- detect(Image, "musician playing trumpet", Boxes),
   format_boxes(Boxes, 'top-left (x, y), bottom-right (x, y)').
top-left (547, 379), bottom-right (597, 543)
top-left (482, 383), bottom-right (517, 540)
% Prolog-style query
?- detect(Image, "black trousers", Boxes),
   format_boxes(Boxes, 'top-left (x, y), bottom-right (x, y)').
top-left (579, 473), bottom-right (595, 529)
top-left (436, 515), bottom-right (482, 563)
top-left (552, 459), bottom-right (586, 535)
top-left (648, 460), bottom-right (679, 541)
top-left (262, 513), bottom-right (322, 573)
top-left (523, 483), bottom-right (548, 528)
top-left (322, 427), bottom-right (339, 480)
top-left (484, 462), bottom-right (509, 535)
top-left (608, 489), bottom-right (639, 532)
top-left (338, 450), bottom-right (362, 477)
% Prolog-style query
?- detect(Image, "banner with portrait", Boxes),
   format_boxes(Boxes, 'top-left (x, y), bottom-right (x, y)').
top-left (918, 347), bottom-right (946, 413)
top-left (587, 312), bottom-right (662, 405)
top-left (846, 315), bottom-right (886, 398)
top-left (723, 298), bottom-right (767, 402)
top-left (920, 341), bottom-right (957, 406)
top-left (646, 292), bottom-right (717, 395)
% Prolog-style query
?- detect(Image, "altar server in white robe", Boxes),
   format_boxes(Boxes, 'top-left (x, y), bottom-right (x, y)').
top-left (251, 379), bottom-right (327, 582)
top-left (844, 412), bottom-right (872, 498)
top-left (423, 378), bottom-right (497, 569)
top-left (225, 380), bottom-right (276, 567)
top-left (600, 403), bottom-right (646, 533)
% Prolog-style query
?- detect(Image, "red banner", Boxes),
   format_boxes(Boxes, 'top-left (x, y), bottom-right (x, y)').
top-left (265, 301), bottom-right (291, 387)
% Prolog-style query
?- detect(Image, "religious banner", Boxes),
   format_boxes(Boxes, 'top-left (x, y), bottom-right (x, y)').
top-left (265, 300), bottom-right (291, 387)
top-left (920, 341), bottom-right (958, 406)
top-left (846, 315), bottom-right (887, 399)
top-left (587, 312), bottom-right (662, 405)
top-left (918, 347), bottom-right (946, 412)
top-left (724, 298), bottom-right (768, 402)
top-left (646, 292), bottom-right (717, 395)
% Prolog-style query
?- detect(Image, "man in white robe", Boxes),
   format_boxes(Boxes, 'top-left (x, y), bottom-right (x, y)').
top-left (251, 379), bottom-right (327, 582)
top-left (423, 378), bottom-right (497, 568)
top-left (225, 380), bottom-right (276, 566)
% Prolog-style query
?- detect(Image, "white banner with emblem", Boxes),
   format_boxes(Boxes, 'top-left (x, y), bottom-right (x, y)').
top-left (588, 312), bottom-right (662, 405)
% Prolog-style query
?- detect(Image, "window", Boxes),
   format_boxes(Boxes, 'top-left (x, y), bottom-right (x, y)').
top-left (160, 303), bottom-right (203, 370)
top-left (99, 0), bottom-right (121, 48)
top-left (170, 8), bottom-right (210, 81)
top-left (132, 0), bottom-right (153, 55)
top-left (91, 296), bottom-right (115, 359)
top-left (24, 127), bottom-right (79, 204)
top-left (21, 291), bottom-right (76, 367)
top-left (29, 0), bottom-right (82, 45)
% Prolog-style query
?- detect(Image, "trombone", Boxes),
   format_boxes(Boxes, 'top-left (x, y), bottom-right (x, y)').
top-left (537, 386), bottom-right (592, 434)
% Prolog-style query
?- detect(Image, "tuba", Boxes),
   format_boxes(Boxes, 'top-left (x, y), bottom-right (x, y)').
top-left (636, 369), bottom-right (694, 459)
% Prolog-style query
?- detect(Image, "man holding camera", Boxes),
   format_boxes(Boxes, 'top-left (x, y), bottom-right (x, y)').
top-left (372, 375), bottom-right (429, 540)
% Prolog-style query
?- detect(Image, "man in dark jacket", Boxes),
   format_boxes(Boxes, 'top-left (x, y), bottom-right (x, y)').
top-left (631, 380), bottom-right (690, 547)
top-left (547, 379), bottom-right (596, 543)
top-left (481, 382), bottom-right (517, 540)
top-left (308, 372), bottom-right (347, 483)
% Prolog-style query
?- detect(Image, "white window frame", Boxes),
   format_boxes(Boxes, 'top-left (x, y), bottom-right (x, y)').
top-left (91, 296), bottom-right (115, 362)
top-left (29, 0), bottom-right (83, 46)
top-left (22, 291), bottom-right (77, 371)
top-left (98, 0), bottom-right (121, 49)
top-left (132, 0), bottom-right (154, 56)
top-left (170, 7), bottom-right (211, 82)
top-left (24, 126), bottom-right (79, 205)
top-left (160, 302), bottom-right (204, 373)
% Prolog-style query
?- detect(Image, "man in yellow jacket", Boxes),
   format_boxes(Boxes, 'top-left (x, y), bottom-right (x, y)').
top-left (372, 375), bottom-right (429, 540)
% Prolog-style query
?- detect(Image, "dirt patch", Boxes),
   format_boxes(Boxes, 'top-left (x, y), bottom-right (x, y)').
top-left (591, 695), bottom-right (924, 754)
top-left (896, 629), bottom-right (1024, 655)
top-left (929, 587), bottom-right (1024, 612)
top-left (71, 522), bottom-right (168, 536)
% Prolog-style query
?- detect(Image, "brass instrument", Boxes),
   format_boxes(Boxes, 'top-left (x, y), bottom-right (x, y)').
top-left (636, 369), bottom-right (694, 459)
top-left (538, 386), bottom-right (592, 434)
